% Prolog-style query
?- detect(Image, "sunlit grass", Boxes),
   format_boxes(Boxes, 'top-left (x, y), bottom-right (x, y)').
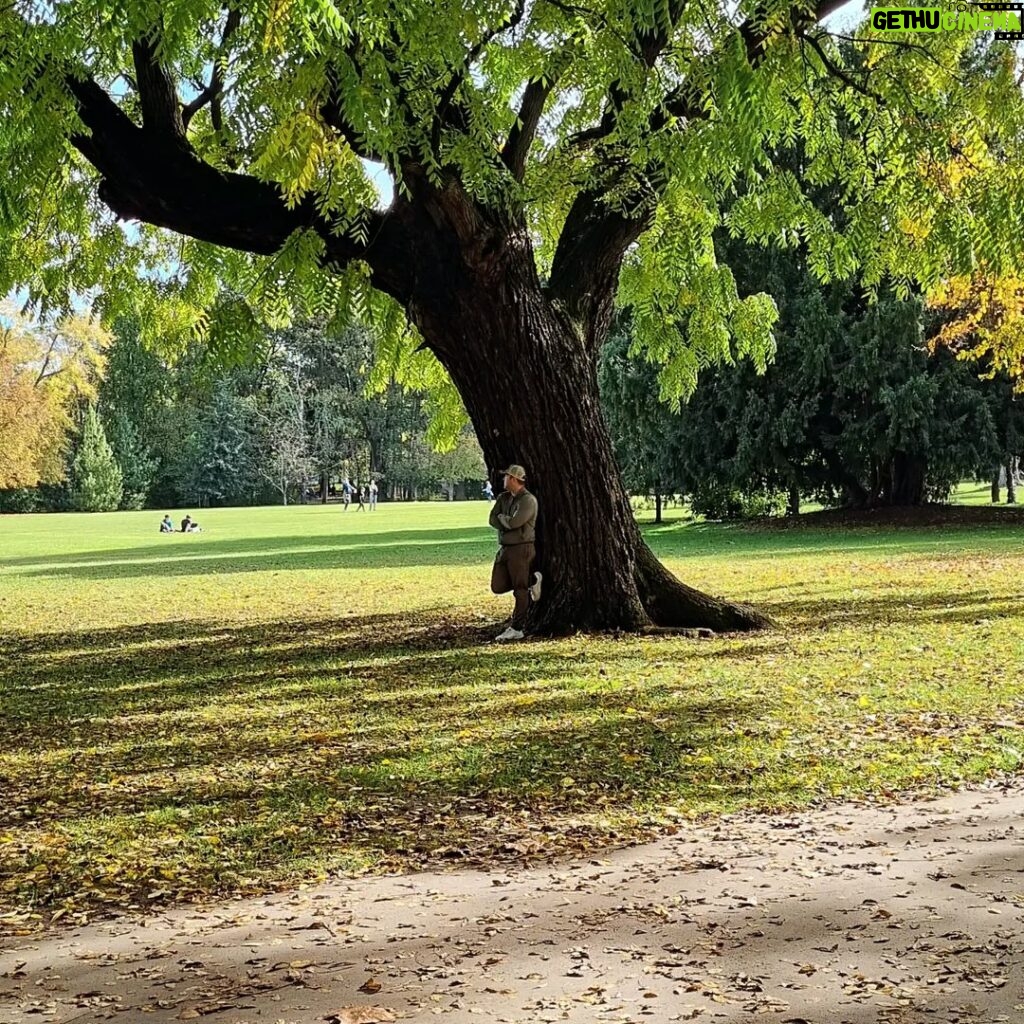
top-left (2, 500), bottom-right (1023, 925)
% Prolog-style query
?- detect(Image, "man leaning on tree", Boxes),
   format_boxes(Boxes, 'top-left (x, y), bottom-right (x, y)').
top-left (488, 464), bottom-right (542, 641)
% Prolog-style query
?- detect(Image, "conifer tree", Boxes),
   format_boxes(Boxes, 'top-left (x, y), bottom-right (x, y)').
top-left (68, 405), bottom-right (124, 512)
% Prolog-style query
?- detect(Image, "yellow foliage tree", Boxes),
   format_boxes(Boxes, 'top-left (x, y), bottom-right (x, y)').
top-left (0, 304), bottom-right (109, 489)
top-left (927, 275), bottom-right (1024, 387)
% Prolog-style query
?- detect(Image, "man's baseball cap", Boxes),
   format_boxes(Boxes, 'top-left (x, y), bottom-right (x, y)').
top-left (502, 464), bottom-right (527, 482)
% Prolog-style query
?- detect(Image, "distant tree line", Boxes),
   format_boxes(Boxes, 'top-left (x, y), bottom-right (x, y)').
top-left (1, 318), bottom-right (485, 512)
top-left (6, 251), bottom-right (1021, 519)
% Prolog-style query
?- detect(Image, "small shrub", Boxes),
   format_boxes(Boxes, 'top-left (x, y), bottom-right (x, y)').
top-left (0, 488), bottom-right (39, 513)
top-left (691, 484), bottom-right (787, 520)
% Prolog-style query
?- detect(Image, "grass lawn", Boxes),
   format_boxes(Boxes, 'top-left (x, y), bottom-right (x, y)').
top-left (2, 501), bottom-right (1023, 928)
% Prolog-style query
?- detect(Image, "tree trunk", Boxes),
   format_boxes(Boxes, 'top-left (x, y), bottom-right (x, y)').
top-left (1007, 459), bottom-right (1017, 505)
top-left (787, 483), bottom-right (800, 517)
top-left (411, 258), bottom-right (768, 635)
top-left (992, 469), bottom-right (1001, 504)
top-left (823, 450), bottom-right (868, 508)
top-left (320, 470), bottom-right (329, 504)
top-left (885, 451), bottom-right (927, 506)
top-left (654, 481), bottom-right (662, 525)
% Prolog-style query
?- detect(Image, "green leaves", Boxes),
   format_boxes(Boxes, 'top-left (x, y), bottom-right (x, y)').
top-left (1, 0), bottom-right (1023, 416)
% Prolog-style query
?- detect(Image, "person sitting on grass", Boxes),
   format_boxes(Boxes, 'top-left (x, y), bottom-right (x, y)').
top-left (180, 514), bottom-right (202, 533)
top-left (159, 515), bottom-right (174, 533)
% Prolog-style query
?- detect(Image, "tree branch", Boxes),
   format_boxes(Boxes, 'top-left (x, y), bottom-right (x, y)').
top-left (64, 72), bottom-right (411, 301)
top-left (320, 55), bottom-right (385, 162)
top-left (547, 165), bottom-right (662, 346)
top-left (548, 0), bottom-right (852, 347)
top-left (432, 0), bottom-right (528, 153)
top-left (739, 0), bottom-right (850, 64)
top-left (799, 30), bottom-right (885, 104)
top-left (181, 7), bottom-right (242, 130)
top-left (131, 34), bottom-right (186, 142)
top-left (501, 76), bottom-right (556, 181)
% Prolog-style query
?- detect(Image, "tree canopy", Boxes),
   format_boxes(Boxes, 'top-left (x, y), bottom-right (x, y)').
top-left (2, 1), bottom-right (1023, 400)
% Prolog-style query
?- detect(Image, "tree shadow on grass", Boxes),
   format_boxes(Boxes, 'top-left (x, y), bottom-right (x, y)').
top-left (9, 517), bottom-right (1022, 583)
top-left (770, 589), bottom-right (1024, 630)
top-left (0, 611), bottom-right (778, 910)
top-left (2, 579), bottom-right (1021, 915)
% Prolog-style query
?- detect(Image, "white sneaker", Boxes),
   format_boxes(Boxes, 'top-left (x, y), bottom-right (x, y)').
top-left (495, 627), bottom-right (525, 642)
top-left (529, 571), bottom-right (543, 602)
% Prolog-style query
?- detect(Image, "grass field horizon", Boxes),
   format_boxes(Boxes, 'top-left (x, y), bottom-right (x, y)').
top-left (2, 500), bottom-right (1023, 928)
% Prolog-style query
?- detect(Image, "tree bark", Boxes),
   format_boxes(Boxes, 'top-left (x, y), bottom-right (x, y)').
top-left (1007, 459), bottom-right (1017, 505)
top-left (654, 482), bottom-right (662, 525)
top-left (884, 451), bottom-right (927, 506)
top-left (410, 243), bottom-right (768, 635)
top-left (992, 469), bottom-right (1001, 504)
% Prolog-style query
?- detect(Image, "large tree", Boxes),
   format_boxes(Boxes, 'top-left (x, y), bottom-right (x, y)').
top-left (1, 2), bottom-right (1022, 631)
top-left (0, 304), bottom-right (107, 488)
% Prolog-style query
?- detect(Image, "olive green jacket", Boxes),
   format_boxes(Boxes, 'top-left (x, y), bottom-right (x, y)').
top-left (488, 488), bottom-right (537, 546)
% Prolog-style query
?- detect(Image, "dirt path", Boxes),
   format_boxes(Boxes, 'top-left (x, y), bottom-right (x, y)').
top-left (2, 781), bottom-right (1022, 1024)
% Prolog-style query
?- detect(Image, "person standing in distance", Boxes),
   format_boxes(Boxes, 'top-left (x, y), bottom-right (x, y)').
top-left (488, 464), bottom-right (542, 641)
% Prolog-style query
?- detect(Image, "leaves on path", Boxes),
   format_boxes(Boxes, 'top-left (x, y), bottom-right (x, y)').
top-left (323, 1008), bottom-right (397, 1024)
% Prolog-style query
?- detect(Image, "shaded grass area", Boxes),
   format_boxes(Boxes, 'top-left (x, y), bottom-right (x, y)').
top-left (1, 502), bottom-right (1023, 926)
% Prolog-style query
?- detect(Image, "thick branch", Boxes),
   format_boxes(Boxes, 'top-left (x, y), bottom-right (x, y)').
top-left (65, 73), bottom-right (411, 301)
top-left (131, 35), bottom-right (186, 142)
top-left (501, 77), bottom-right (555, 181)
top-left (547, 171), bottom-right (659, 347)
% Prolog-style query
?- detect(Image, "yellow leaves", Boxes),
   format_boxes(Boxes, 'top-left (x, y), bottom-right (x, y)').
top-left (927, 272), bottom-right (1024, 387)
top-left (264, 0), bottom-right (295, 52)
top-left (0, 303), bottom-right (108, 487)
top-left (897, 213), bottom-right (931, 245)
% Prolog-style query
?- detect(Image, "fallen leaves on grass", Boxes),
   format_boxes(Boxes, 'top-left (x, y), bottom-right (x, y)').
top-left (2, 514), bottom-right (1024, 923)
